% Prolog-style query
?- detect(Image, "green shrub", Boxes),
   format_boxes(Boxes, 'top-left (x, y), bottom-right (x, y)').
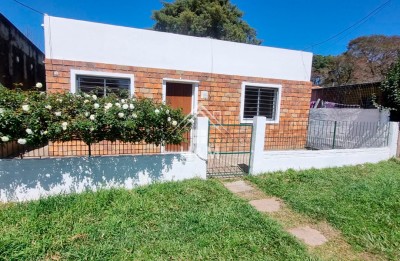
top-left (0, 87), bottom-right (193, 147)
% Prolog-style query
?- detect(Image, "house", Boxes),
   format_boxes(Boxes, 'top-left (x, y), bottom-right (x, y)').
top-left (0, 13), bottom-right (45, 89)
top-left (43, 15), bottom-right (313, 155)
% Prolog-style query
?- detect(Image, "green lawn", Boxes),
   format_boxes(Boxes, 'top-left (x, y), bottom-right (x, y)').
top-left (247, 160), bottom-right (400, 260)
top-left (0, 179), bottom-right (314, 260)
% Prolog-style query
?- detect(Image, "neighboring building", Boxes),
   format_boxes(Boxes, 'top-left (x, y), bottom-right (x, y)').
top-left (43, 15), bottom-right (313, 155)
top-left (0, 13), bottom-right (45, 89)
top-left (311, 82), bottom-right (382, 109)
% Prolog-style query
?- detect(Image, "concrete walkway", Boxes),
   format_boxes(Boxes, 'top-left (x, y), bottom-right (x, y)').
top-left (223, 179), bottom-right (381, 261)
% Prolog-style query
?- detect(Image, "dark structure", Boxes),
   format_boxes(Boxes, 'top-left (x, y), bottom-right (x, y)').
top-left (311, 82), bottom-right (382, 109)
top-left (0, 13), bottom-right (45, 90)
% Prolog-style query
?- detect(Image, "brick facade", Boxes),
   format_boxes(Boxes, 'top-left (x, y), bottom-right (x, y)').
top-left (45, 59), bottom-right (312, 154)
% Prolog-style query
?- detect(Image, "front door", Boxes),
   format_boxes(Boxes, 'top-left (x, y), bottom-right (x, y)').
top-left (165, 82), bottom-right (192, 152)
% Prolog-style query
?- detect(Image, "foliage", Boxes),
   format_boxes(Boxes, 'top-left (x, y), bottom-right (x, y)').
top-left (312, 35), bottom-right (400, 86)
top-left (379, 58), bottom-right (400, 112)
top-left (247, 160), bottom-right (400, 260)
top-left (152, 0), bottom-right (261, 45)
top-left (0, 179), bottom-right (313, 260)
top-left (0, 86), bottom-right (193, 147)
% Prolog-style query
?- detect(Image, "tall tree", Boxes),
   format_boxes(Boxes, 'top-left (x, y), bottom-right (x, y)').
top-left (312, 35), bottom-right (400, 86)
top-left (152, 0), bottom-right (261, 45)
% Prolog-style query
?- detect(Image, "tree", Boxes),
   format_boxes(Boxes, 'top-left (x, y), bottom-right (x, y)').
top-left (311, 35), bottom-right (400, 86)
top-left (152, 0), bottom-right (261, 45)
top-left (379, 58), bottom-right (400, 120)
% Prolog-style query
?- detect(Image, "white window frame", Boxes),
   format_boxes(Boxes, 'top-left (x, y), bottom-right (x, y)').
top-left (240, 82), bottom-right (282, 124)
top-left (70, 69), bottom-right (135, 97)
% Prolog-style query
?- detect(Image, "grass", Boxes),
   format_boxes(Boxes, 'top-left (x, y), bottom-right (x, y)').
top-left (247, 159), bottom-right (400, 260)
top-left (0, 179), bottom-right (315, 260)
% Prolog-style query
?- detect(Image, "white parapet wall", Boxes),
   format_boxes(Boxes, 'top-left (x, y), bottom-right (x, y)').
top-left (250, 119), bottom-right (399, 175)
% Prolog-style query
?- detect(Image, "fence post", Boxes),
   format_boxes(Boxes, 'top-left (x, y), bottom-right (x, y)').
top-left (194, 117), bottom-right (209, 162)
top-left (388, 122), bottom-right (399, 157)
top-left (249, 116), bottom-right (266, 175)
top-left (332, 121), bottom-right (337, 149)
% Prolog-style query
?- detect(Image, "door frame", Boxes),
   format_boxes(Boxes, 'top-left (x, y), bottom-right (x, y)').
top-left (162, 78), bottom-right (199, 153)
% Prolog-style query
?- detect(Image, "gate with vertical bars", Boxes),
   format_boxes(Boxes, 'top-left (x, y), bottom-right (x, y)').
top-left (207, 121), bottom-right (253, 177)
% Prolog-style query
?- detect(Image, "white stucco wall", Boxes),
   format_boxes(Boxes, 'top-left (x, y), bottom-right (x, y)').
top-left (0, 153), bottom-right (206, 203)
top-left (252, 148), bottom-right (392, 174)
top-left (43, 15), bottom-right (313, 82)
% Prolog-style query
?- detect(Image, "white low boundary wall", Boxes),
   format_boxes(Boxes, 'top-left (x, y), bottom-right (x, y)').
top-left (0, 153), bottom-right (206, 203)
top-left (256, 147), bottom-right (392, 173)
top-left (250, 117), bottom-right (399, 174)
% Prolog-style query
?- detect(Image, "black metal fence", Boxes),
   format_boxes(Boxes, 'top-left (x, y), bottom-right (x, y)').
top-left (0, 140), bottom-right (164, 159)
top-left (306, 119), bottom-right (390, 150)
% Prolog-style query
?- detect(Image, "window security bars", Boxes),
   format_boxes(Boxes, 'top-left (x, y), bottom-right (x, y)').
top-left (77, 76), bottom-right (130, 97)
top-left (243, 86), bottom-right (277, 121)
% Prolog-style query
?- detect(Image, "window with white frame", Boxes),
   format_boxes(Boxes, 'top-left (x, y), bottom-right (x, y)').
top-left (241, 83), bottom-right (281, 123)
top-left (76, 75), bottom-right (131, 97)
top-left (71, 70), bottom-right (134, 98)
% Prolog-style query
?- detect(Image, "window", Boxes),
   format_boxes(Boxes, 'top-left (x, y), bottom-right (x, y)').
top-left (77, 76), bottom-right (130, 97)
top-left (240, 82), bottom-right (281, 123)
top-left (70, 70), bottom-right (134, 97)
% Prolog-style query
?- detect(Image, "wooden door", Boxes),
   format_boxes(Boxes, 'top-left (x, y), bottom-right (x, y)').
top-left (165, 82), bottom-right (192, 152)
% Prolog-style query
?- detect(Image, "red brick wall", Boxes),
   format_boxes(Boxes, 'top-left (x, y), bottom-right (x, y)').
top-left (45, 59), bottom-right (312, 153)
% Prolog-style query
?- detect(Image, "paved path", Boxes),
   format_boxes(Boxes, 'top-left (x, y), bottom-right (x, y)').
top-left (223, 179), bottom-right (381, 261)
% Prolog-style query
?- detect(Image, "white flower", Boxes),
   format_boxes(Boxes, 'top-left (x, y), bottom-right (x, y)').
top-left (189, 119), bottom-right (194, 124)
top-left (155, 109), bottom-right (160, 114)
top-left (76, 94), bottom-right (82, 98)
top-left (40, 130), bottom-right (48, 135)
top-left (89, 114), bottom-right (96, 121)
top-left (22, 105), bottom-right (30, 111)
top-left (55, 111), bottom-right (62, 117)
top-left (121, 99), bottom-right (126, 103)
top-left (84, 111), bottom-right (90, 117)
top-left (17, 138), bottom-right (27, 145)
top-left (122, 104), bottom-right (129, 110)
top-left (92, 95), bottom-right (97, 100)
top-left (172, 120), bottom-right (178, 126)
top-left (84, 99), bottom-right (89, 104)
top-left (131, 113), bottom-right (137, 118)
top-left (35, 82), bottom-right (43, 88)
top-left (0, 108), bottom-right (4, 115)
top-left (61, 122), bottom-right (68, 130)
top-left (129, 104), bottom-right (134, 109)
top-left (84, 93), bottom-right (90, 98)
top-left (115, 103), bottom-right (121, 108)
top-left (166, 109), bottom-right (169, 114)
top-left (57, 98), bottom-right (63, 103)
top-left (118, 112), bottom-right (124, 118)
top-left (1, 136), bottom-right (9, 142)
top-left (107, 103), bottom-right (113, 108)
top-left (26, 128), bottom-right (33, 135)
top-left (40, 92), bottom-right (46, 95)
top-left (45, 105), bottom-right (52, 110)
top-left (94, 103), bottom-right (100, 109)
top-left (167, 117), bottom-right (171, 122)
top-left (89, 127), bottom-right (94, 132)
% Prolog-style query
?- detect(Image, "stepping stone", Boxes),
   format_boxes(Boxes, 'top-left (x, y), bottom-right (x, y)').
top-left (288, 226), bottom-right (328, 246)
top-left (224, 181), bottom-right (254, 193)
top-left (249, 198), bottom-right (281, 213)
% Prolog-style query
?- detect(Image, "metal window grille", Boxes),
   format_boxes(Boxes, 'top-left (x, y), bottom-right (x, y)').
top-left (243, 86), bottom-right (277, 120)
top-left (76, 76), bottom-right (130, 97)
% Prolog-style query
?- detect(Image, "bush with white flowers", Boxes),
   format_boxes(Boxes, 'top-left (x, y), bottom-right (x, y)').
top-left (0, 86), bottom-right (193, 148)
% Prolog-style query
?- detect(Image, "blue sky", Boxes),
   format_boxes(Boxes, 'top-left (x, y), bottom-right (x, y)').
top-left (1, 0), bottom-right (399, 55)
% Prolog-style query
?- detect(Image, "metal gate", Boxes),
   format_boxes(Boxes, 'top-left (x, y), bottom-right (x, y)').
top-left (207, 122), bottom-right (253, 177)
